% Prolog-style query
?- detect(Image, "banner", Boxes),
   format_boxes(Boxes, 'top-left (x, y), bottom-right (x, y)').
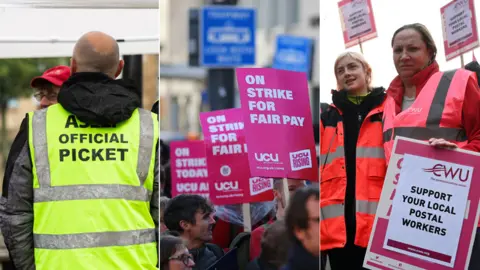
top-left (441, 0), bottom-right (479, 61)
top-left (337, 0), bottom-right (378, 48)
top-left (236, 68), bottom-right (318, 181)
top-left (170, 140), bottom-right (209, 198)
top-left (364, 137), bottom-right (480, 270)
top-left (200, 108), bottom-right (274, 205)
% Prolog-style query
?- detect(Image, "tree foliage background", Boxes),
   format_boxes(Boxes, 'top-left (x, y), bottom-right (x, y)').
top-left (0, 58), bottom-right (69, 167)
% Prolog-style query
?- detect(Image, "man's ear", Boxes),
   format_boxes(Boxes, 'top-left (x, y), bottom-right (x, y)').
top-left (70, 58), bottom-right (76, 74)
top-left (115, 60), bottom-right (125, 78)
top-left (273, 189), bottom-right (281, 199)
top-left (180, 220), bottom-right (190, 231)
top-left (294, 227), bottom-right (305, 242)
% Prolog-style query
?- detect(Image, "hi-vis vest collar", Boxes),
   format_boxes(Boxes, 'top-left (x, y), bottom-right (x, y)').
top-left (29, 106), bottom-right (156, 251)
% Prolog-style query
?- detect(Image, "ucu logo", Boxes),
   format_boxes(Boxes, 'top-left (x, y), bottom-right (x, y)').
top-left (215, 181), bottom-right (239, 191)
top-left (254, 153), bottom-right (279, 162)
top-left (177, 183), bottom-right (198, 192)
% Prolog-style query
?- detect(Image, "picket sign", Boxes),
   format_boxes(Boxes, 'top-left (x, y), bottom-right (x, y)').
top-left (242, 203), bottom-right (252, 232)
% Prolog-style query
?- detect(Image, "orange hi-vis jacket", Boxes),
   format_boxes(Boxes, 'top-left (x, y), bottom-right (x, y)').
top-left (382, 69), bottom-right (474, 164)
top-left (320, 103), bottom-right (386, 250)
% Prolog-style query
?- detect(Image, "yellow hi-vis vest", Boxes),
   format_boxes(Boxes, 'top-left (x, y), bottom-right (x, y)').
top-left (28, 104), bottom-right (159, 270)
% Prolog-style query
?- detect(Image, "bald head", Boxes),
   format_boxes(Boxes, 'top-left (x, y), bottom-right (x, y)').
top-left (71, 31), bottom-right (123, 78)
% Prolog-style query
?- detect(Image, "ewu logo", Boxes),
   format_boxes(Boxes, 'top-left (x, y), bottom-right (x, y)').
top-left (289, 149), bottom-right (312, 171)
top-left (249, 177), bottom-right (273, 196)
top-left (215, 181), bottom-right (239, 192)
top-left (423, 163), bottom-right (471, 182)
top-left (254, 153), bottom-right (279, 162)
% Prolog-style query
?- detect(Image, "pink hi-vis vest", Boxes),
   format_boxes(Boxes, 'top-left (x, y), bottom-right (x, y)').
top-left (382, 69), bottom-right (477, 164)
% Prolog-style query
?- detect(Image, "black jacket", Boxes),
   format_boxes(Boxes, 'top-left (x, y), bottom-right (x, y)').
top-left (246, 256), bottom-right (278, 270)
top-left (321, 87), bottom-right (385, 245)
top-left (281, 239), bottom-right (319, 270)
top-left (0, 72), bottom-right (160, 270)
top-left (190, 243), bottom-right (224, 270)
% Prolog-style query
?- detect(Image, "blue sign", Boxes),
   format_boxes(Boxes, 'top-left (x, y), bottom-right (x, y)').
top-left (200, 6), bottom-right (256, 67)
top-left (272, 35), bottom-right (313, 79)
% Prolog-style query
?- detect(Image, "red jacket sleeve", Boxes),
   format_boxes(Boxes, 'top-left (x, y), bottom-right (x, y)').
top-left (461, 77), bottom-right (480, 152)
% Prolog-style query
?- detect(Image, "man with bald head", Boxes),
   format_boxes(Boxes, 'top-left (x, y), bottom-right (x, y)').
top-left (0, 31), bottom-right (159, 269)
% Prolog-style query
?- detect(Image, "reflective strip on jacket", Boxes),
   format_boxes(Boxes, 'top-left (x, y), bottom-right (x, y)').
top-left (28, 104), bottom-right (159, 269)
top-left (320, 103), bottom-right (386, 250)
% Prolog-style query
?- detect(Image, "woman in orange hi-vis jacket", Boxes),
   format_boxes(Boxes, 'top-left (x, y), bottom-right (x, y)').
top-left (320, 52), bottom-right (387, 270)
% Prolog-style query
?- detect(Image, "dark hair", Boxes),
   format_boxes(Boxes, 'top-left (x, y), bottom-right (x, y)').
top-left (260, 220), bottom-right (290, 267)
top-left (285, 186), bottom-right (319, 241)
top-left (163, 194), bottom-right (214, 233)
top-left (391, 23), bottom-right (437, 64)
top-left (160, 196), bottom-right (170, 223)
top-left (159, 235), bottom-right (185, 269)
top-left (160, 139), bottom-right (172, 197)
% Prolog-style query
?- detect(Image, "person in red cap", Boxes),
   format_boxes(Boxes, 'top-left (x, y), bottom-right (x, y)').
top-left (30, 65), bottom-right (70, 109)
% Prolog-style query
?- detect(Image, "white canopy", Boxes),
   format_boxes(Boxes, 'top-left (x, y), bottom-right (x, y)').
top-left (1, 0), bottom-right (158, 8)
top-left (0, 1), bottom-right (158, 58)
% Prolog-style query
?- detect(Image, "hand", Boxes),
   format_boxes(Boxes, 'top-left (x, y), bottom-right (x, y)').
top-left (428, 138), bottom-right (458, 149)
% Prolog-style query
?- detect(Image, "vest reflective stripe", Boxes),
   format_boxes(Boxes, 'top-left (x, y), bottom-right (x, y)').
top-left (137, 110), bottom-right (155, 185)
top-left (31, 109), bottom-right (154, 189)
top-left (383, 69), bottom-right (473, 163)
top-left (31, 109), bottom-right (50, 187)
top-left (34, 228), bottom-right (156, 249)
top-left (34, 184), bottom-right (151, 203)
top-left (320, 104), bottom-right (386, 250)
top-left (383, 126), bottom-right (467, 143)
top-left (321, 200), bottom-right (378, 220)
top-left (321, 146), bottom-right (385, 165)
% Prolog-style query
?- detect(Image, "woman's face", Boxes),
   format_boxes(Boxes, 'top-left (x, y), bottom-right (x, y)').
top-left (392, 28), bottom-right (431, 80)
top-left (335, 56), bottom-right (369, 93)
top-left (169, 247), bottom-right (195, 270)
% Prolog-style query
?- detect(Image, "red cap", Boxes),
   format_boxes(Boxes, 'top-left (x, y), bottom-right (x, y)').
top-left (30, 65), bottom-right (71, 88)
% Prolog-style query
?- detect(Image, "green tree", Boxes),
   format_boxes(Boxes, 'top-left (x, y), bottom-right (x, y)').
top-left (0, 58), bottom-right (69, 167)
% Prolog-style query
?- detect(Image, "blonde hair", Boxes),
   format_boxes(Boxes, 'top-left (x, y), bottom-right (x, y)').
top-left (333, 51), bottom-right (373, 91)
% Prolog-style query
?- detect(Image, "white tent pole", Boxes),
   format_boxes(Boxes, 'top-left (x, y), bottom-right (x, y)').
top-left (0, 37), bottom-right (158, 43)
top-left (0, 2), bottom-right (158, 9)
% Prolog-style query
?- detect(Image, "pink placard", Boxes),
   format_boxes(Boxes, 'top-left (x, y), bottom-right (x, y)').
top-left (170, 140), bottom-right (209, 198)
top-left (364, 137), bottom-right (480, 270)
top-left (236, 68), bottom-right (318, 182)
top-left (338, 0), bottom-right (378, 49)
top-left (200, 108), bottom-right (274, 205)
top-left (441, 0), bottom-right (479, 61)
